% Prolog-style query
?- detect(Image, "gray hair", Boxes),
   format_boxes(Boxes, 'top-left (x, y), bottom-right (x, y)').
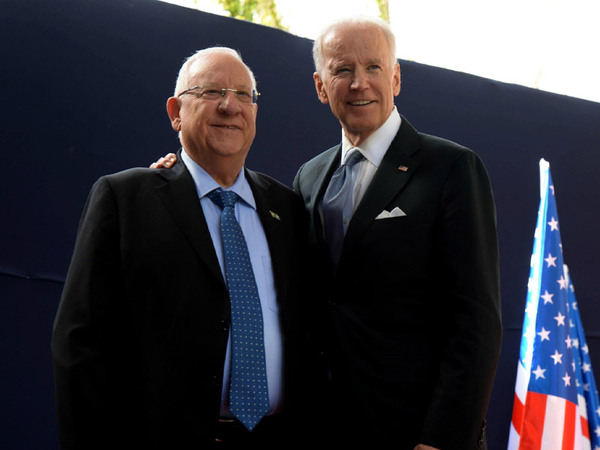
top-left (312, 16), bottom-right (397, 76)
top-left (173, 47), bottom-right (257, 96)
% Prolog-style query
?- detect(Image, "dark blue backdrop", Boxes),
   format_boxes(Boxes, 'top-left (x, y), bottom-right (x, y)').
top-left (2, 0), bottom-right (599, 448)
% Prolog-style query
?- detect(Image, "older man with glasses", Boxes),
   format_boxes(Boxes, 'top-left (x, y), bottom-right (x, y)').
top-left (51, 47), bottom-right (317, 449)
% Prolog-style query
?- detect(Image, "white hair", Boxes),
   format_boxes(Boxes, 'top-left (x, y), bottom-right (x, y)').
top-left (312, 16), bottom-right (397, 76)
top-left (173, 47), bottom-right (257, 96)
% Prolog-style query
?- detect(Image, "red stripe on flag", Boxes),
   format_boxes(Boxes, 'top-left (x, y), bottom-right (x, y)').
top-left (519, 391), bottom-right (548, 449)
top-left (512, 392), bottom-right (525, 433)
top-left (562, 400), bottom-right (576, 450)
top-left (581, 414), bottom-right (590, 440)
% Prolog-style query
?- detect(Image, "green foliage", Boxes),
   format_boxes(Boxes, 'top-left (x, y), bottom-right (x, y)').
top-left (217, 0), bottom-right (287, 30)
top-left (214, 0), bottom-right (388, 30)
top-left (376, 0), bottom-right (390, 22)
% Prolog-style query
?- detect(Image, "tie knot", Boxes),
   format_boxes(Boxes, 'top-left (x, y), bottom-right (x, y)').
top-left (344, 149), bottom-right (364, 168)
top-left (207, 188), bottom-right (238, 209)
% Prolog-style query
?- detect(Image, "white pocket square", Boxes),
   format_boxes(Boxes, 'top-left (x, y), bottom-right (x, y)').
top-left (375, 207), bottom-right (406, 220)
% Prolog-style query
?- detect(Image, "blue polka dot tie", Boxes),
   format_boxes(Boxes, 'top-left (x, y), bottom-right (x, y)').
top-left (322, 149), bottom-right (364, 268)
top-left (207, 188), bottom-right (270, 431)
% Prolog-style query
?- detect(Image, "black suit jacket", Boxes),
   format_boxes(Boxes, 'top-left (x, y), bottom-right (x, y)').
top-left (293, 117), bottom-right (502, 449)
top-left (52, 154), bottom-right (313, 449)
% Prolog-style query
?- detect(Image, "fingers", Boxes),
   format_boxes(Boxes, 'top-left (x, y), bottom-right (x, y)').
top-left (149, 153), bottom-right (176, 169)
top-left (149, 157), bottom-right (164, 169)
top-left (164, 153), bottom-right (176, 166)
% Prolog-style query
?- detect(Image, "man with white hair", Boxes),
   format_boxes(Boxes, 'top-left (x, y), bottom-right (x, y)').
top-left (52, 47), bottom-right (314, 448)
top-left (293, 17), bottom-right (502, 449)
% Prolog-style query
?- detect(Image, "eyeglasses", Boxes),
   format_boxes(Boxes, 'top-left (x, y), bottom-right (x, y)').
top-left (177, 86), bottom-right (260, 104)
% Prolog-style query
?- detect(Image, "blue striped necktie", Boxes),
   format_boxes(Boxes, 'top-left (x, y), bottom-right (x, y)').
top-left (322, 149), bottom-right (364, 268)
top-left (207, 188), bottom-right (270, 431)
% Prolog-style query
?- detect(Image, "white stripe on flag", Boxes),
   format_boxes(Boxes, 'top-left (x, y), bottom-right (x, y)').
top-left (507, 422), bottom-right (520, 450)
top-left (541, 396), bottom-right (567, 449)
top-left (579, 394), bottom-right (592, 450)
top-left (514, 360), bottom-right (529, 406)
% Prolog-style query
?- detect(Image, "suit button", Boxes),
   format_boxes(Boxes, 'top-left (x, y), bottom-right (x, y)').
top-left (219, 320), bottom-right (228, 332)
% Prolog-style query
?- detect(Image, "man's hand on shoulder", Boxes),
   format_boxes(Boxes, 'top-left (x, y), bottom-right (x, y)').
top-left (149, 153), bottom-right (177, 169)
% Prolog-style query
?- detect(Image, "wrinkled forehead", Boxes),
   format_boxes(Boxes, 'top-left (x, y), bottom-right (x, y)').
top-left (188, 53), bottom-right (254, 89)
top-left (321, 24), bottom-right (390, 65)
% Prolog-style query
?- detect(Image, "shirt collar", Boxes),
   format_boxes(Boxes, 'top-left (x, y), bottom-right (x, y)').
top-left (341, 107), bottom-right (402, 167)
top-left (180, 149), bottom-right (256, 210)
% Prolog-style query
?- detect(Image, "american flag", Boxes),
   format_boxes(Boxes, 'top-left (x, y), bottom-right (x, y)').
top-left (508, 159), bottom-right (600, 449)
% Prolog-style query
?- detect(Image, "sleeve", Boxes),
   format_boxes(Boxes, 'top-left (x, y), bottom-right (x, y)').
top-left (51, 177), bottom-right (134, 449)
top-left (420, 150), bottom-right (502, 450)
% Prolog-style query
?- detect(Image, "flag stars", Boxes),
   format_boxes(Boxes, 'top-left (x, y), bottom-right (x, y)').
top-left (541, 290), bottom-right (554, 304)
top-left (533, 365), bottom-right (546, 379)
top-left (550, 350), bottom-right (563, 364)
top-left (554, 312), bottom-right (566, 326)
top-left (583, 362), bottom-right (592, 373)
top-left (557, 275), bottom-right (568, 290)
top-left (565, 336), bottom-right (572, 348)
top-left (562, 372), bottom-right (571, 386)
top-left (548, 217), bottom-right (559, 231)
top-left (544, 253), bottom-right (557, 267)
top-left (538, 327), bottom-right (551, 341)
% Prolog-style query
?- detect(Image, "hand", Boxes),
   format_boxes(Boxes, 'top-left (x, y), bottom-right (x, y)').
top-left (414, 445), bottom-right (440, 450)
top-left (149, 153), bottom-right (177, 169)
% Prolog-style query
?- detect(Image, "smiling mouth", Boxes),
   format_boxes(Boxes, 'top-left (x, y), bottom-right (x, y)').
top-left (348, 100), bottom-right (374, 106)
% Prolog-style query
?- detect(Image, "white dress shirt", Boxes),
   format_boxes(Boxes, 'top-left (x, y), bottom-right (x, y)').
top-left (180, 150), bottom-right (283, 417)
top-left (340, 107), bottom-right (402, 214)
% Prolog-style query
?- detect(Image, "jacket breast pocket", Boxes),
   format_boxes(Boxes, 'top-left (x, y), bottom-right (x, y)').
top-left (369, 211), bottom-right (435, 236)
top-left (359, 213), bottom-right (436, 279)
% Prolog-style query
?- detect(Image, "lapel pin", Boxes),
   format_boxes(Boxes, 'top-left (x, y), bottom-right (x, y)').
top-left (398, 165), bottom-right (408, 172)
top-left (269, 211), bottom-right (281, 220)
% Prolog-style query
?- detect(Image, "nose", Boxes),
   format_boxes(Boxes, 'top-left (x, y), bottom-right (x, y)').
top-left (350, 69), bottom-right (369, 90)
top-left (217, 91), bottom-right (242, 114)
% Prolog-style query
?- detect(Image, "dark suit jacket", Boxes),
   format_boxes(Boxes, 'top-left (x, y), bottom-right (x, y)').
top-left (52, 154), bottom-right (313, 449)
top-left (293, 117), bottom-right (502, 449)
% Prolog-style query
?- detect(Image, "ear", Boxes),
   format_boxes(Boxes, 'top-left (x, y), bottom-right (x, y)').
top-left (166, 97), bottom-right (182, 132)
top-left (393, 62), bottom-right (401, 96)
top-left (313, 72), bottom-right (329, 105)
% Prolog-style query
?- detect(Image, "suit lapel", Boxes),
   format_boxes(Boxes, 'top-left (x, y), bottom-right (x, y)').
top-left (306, 145), bottom-right (341, 245)
top-left (342, 119), bottom-right (422, 257)
top-left (154, 155), bottom-right (225, 286)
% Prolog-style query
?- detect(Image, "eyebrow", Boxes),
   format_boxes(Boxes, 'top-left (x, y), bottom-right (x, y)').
top-left (201, 83), bottom-right (254, 90)
top-left (329, 58), bottom-right (384, 70)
